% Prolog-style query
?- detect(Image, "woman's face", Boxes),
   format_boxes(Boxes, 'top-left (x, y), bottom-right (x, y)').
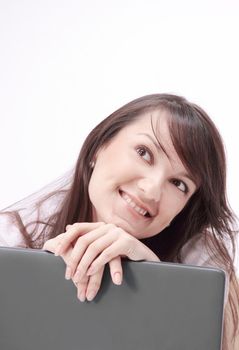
top-left (88, 110), bottom-right (197, 239)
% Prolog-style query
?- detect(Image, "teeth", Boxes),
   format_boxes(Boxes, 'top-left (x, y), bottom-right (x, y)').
top-left (121, 192), bottom-right (148, 217)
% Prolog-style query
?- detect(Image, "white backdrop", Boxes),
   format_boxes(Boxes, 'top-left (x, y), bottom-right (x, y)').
top-left (0, 1), bottom-right (238, 265)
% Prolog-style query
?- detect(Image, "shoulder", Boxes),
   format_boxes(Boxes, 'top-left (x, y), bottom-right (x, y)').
top-left (181, 231), bottom-right (233, 304)
top-left (0, 212), bottom-right (27, 247)
top-left (181, 231), bottom-right (233, 268)
top-left (0, 189), bottom-right (67, 248)
top-left (180, 233), bottom-right (210, 266)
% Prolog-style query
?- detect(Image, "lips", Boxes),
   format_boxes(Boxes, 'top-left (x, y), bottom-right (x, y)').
top-left (119, 190), bottom-right (152, 218)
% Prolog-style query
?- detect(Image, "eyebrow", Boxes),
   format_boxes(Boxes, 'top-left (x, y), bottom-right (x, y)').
top-left (137, 133), bottom-right (196, 185)
top-left (137, 133), bottom-right (171, 160)
top-left (176, 171), bottom-right (195, 184)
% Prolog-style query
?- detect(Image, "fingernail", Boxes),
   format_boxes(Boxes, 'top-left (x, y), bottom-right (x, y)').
top-left (113, 272), bottom-right (122, 285)
top-left (87, 267), bottom-right (95, 276)
top-left (87, 290), bottom-right (96, 301)
top-left (65, 267), bottom-right (72, 280)
top-left (78, 292), bottom-right (86, 302)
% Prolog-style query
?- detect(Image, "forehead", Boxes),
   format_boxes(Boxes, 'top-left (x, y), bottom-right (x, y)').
top-left (116, 110), bottom-right (190, 170)
top-left (119, 109), bottom-right (172, 145)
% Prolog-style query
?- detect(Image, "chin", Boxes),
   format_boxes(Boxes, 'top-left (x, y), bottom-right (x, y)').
top-left (100, 214), bottom-right (128, 231)
top-left (112, 218), bottom-right (143, 237)
top-left (95, 213), bottom-right (148, 238)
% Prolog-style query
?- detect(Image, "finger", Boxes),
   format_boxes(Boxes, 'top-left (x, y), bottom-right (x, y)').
top-left (109, 257), bottom-right (123, 285)
top-left (87, 236), bottom-right (160, 276)
top-left (42, 233), bottom-right (67, 252)
top-left (86, 239), bottom-right (126, 275)
top-left (55, 222), bottom-right (101, 256)
top-left (66, 225), bottom-right (112, 279)
top-left (55, 222), bottom-right (104, 256)
top-left (73, 232), bottom-right (116, 281)
top-left (75, 273), bottom-right (89, 302)
top-left (85, 267), bottom-right (104, 301)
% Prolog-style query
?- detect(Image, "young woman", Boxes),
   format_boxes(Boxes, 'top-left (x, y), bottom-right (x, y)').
top-left (0, 94), bottom-right (238, 348)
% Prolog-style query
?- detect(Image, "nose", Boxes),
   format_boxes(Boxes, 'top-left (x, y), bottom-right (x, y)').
top-left (137, 174), bottom-right (164, 203)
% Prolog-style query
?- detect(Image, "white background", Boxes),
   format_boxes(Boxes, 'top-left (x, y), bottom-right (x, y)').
top-left (0, 1), bottom-right (238, 265)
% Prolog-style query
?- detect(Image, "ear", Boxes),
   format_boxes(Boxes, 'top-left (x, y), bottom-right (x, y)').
top-left (89, 160), bottom-right (95, 169)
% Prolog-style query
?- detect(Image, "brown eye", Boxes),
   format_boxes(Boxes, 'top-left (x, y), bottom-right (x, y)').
top-left (136, 146), bottom-right (152, 163)
top-left (172, 179), bottom-right (188, 194)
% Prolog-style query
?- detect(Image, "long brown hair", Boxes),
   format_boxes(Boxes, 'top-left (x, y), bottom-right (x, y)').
top-left (1, 93), bottom-right (239, 345)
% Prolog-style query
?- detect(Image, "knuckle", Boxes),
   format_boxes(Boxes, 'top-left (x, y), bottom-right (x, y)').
top-left (76, 263), bottom-right (86, 275)
top-left (77, 280), bottom-right (88, 289)
top-left (89, 280), bottom-right (101, 291)
top-left (69, 256), bottom-right (79, 267)
top-left (124, 237), bottom-right (136, 256)
top-left (113, 226), bottom-right (126, 238)
top-left (102, 250), bottom-right (112, 260)
top-left (72, 222), bottom-right (81, 231)
top-left (125, 234), bottom-right (134, 244)
top-left (78, 237), bottom-right (88, 248)
top-left (117, 227), bottom-right (125, 236)
top-left (80, 261), bottom-right (88, 271)
top-left (98, 221), bottom-right (105, 226)
top-left (88, 242), bottom-right (99, 254)
top-left (105, 223), bottom-right (115, 230)
top-left (77, 272), bottom-right (88, 283)
top-left (126, 246), bottom-right (134, 256)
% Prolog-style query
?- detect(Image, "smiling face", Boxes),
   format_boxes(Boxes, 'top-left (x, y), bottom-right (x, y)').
top-left (88, 110), bottom-right (197, 239)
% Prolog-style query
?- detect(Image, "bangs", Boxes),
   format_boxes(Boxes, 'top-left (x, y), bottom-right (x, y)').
top-left (161, 104), bottom-right (215, 189)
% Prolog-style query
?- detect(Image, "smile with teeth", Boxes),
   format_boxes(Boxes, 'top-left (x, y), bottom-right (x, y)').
top-left (121, 192), bottom-right (149, 217)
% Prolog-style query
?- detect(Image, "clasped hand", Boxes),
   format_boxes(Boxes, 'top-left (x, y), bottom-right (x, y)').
top-left (43, 222), bottom-right (159, 302)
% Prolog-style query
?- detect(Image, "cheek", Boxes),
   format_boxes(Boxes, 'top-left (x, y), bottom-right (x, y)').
top-left (88, 166), bottom-right (115, 207)
top-left (163, 186), bottom-right (188, 211)
top-left (88, 180), bottom-right (94, 207)
top-left (160, 194), bottom-right (189, 225)
top-left (88, 171), bottom-right (101, 205)
top-left (154, 196), bottom-right (186, 227)
top-left (88, 176), bottom-right (105, 222)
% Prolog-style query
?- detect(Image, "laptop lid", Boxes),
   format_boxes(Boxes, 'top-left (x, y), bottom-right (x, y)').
top-left (0, 247), bottom-right (225, 350)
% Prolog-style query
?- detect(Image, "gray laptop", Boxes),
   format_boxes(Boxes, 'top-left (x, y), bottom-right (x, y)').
top-left (0, 247), bottom-right (225, 350)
